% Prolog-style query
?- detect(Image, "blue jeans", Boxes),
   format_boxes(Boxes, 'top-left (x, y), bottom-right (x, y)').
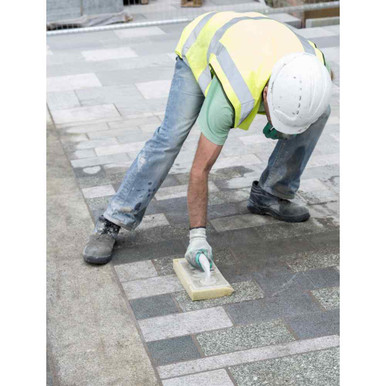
top-left (104, 58), bottom-right (330, 230)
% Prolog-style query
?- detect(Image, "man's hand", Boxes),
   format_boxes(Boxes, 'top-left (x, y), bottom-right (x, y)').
top-left (185, 227), bottom-right (214, 271)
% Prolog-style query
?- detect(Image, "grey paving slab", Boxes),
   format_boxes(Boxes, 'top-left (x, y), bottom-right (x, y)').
top-left (82, 47), bottom-right (138, 62)
top-left (162, 369), bottom-right (234, 386)
top-left (64, 122), bottom-right (109, 134)
top-left (287, 250), bottom-right (339, 272)
top-left (114, 260), bottom-right (158, 282)
top-left (70, 149), bottom-right (96, 160)
top-left (47, 90), bottom-right (80, 110)
top-left (312, 35), bottom-right (340, 48)
top-left (196, 319), bottom-right (294, 356)
top-left (130, 294), bottom-right (180, 320)
top-left (174, 281), bottom-right (264, 313)
top-left (137, 213), bottom-right (170, 230)
top-left (82, 184), bottom-right (115, 199)
top-left (70, 153), bottom-right (129, 168)
top-left (139, 307), bottom-right (233, 342)
top-left (51, 104), bottom-right (120, 125)
top-left (296, 26), bottom-right (337, 38)
top-left (152, 255), bottom-right (180, 276)
top-left (230, 347), bottom-right (339, 386)
top-left (225, 292), bottom-right (321, 326)
top-left (122, 274), bottom-right (183, 300)
top-left (75, 84), bottom-right (143, 107)
top-left (147, 335), bottom-right (201, 367)
top-left (303, 267), bottom-right (340, 289)
top-left (115, 26), bottom-right (166, 40)
top-left (47, 73), bottom-right (102, 92)
top-left (95, 141), bottom-right (146, 156)
top-left (157, 335), bottom-right (340, 380)
top-left (311, 287), bottom-right (340, 310)
top-left (210, 213), bottom-right (273, 232)
top-left (136, 80), bottom-right (172, 99)
top-left (285, 309), bottom-right (340, 339)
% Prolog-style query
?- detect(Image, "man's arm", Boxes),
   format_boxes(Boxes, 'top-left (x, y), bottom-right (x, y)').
top-left (188, 133), bottom-right (223, 228)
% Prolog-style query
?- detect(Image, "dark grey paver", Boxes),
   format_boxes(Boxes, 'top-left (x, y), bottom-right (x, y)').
top-left (152, 255), bottom-right (177, 276)
top-left (304, 267), bottom-right (340, 289)
top-left (130, 294), bottom-right (179, 320)
top-left (285, 309), bottom-right (340, 339)
top-left (196, 319), bottom-right (294, 356)
top-left (147, 336), bottom-right (201, 366)
top-left (230, 347), bottom-right (339, 386)
top-left (226, 292), bottom-right (321, 325)
top-left (174, 281), bottom-right (264, 312)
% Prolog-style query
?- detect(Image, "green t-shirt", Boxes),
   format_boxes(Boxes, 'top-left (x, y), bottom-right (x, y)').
top-left (197, 60), bottom-right (331, 146)
top-left (197, 75), bottom-right (265, 146)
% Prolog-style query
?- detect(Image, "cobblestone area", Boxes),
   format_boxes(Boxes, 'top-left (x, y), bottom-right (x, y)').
top-left (47, 18), bottom-right (340, 385)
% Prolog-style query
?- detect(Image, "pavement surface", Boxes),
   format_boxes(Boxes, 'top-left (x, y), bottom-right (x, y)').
top-left (47, 14), bottom-right (340, 386)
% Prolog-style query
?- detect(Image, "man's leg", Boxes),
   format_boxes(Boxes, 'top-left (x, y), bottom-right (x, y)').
top-left (248, 106), bottom-right (331, 221)
top-left (83, 58), bottom-right (204, 264)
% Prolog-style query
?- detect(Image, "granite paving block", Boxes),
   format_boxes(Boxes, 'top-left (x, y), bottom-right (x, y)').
top-left (65, 122), bottom-right (109, 134)
top-left (94, 141), bottom-right (145, 156)
top-left (82, 47), bottom-right (137, 62)
top-left (137, 214), bottom-right (170, 230)
top-left (253, 267), bottom-right (316, 298)
top-left (230, 347), bottom-right (339, 386)
top-left (214, 175), bottom-right (255, 190)
top-left (226, 292), bottom-right (321, 325)
top-left (70, 153), bottom-right (129, 168)
top-left (85, 196), bottom-right (111, 213)
top-left (287, 250), bottom-right (339, 272)
top-left (308, 153), bottom-right (339, 168)
top-left (296, 26), bottom-right (336, 39)
top-left (155, 181), bottom-right (218, 201)
top-left (285, 309), bottom-right (340, 339)
top-left (311, 35), bottom-right (340, 48)
top-left (74, 138), bottom-right (119, 150)
top-left (130, 294), bottom-right (179, 320)
top-left (82, 184), bottom-right (115, 199)
top-left (114, 260), bottom-right (158, 282)
top-left (210, 213), bottom-right (273, 232)
top-left (51, 104), bottom-right (120, 125)
top-left (136, 80), bottom-right (172, 100)
top-left (207, 188), bottom-right (250, 206)
top-left (108, 115), bottom-right (161, 129)
top-left (115, 26), bottom-right (165, 39)
top-left (157, 335), bottom-right (340, 379)
top-left (303, 267), bottom-right (340, 289)
top-left (311, 287), bottom-right (340, 310)
top-left (139, 307), bottom-right (233, 342)
top-left (47, 90), bottom-right (80, 110)
top-left (88, 128), bottom-right (135, 140)
top-left (298, 189), bottom-right (338, 205)
top-left (196, 319), bottom-right (294, 356)
top-left (162, 369), bottom-right (233, 386)
top-left (212, 154), bottom-right (262, 170)
top-left (174, 281), bottom-right (264, 312)
top-left (71, 149), bottom-right (96, 159)
top-left (75, 84), bottom-right (142, 107)
top-left (147, 335), bottom-right (200, 367)
top-left (152, 255), bottom-right (178, 276)
top-left (299, 178), bottom-right (330, 193)
top-left (47, 73), bottom-right (102, 92)
top-left (122, 274), bottom-right (183, 300)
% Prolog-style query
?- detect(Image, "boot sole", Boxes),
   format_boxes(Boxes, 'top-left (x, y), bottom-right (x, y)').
top-left (247, 204), bottom-right (310, 223)
top-left (83, 253), bottom-right (113, 265)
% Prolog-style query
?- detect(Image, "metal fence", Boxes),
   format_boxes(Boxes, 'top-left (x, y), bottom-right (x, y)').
top-left (47, 0), bottom-right (339, 35)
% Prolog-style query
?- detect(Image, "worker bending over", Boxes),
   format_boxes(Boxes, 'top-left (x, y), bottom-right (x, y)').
top-left (83, 11), bottom-right (333, 270)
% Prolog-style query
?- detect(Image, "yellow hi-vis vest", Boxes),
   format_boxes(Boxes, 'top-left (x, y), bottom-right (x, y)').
top-left (175, 11), bottom-right (326, 131)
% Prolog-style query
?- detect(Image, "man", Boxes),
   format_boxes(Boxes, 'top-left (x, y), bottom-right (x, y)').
top-left (83, 11), bottom-right (333, 270)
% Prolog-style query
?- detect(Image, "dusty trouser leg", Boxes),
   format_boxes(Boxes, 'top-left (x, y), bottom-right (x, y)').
top-left (259, 106), bottom-right (331, 199)
top-left (103, 58), bottom-right (204, 230)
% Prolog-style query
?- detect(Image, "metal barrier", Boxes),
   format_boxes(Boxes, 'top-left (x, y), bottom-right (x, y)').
top-left (47, 0), bottom-right (339, 36)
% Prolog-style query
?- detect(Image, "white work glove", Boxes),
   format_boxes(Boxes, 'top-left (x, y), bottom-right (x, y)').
top-left (185, 227), bottom-right (214, 271)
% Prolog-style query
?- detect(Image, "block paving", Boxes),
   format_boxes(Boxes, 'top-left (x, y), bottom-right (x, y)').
top-left (47, 17), bottom-right (340, 385)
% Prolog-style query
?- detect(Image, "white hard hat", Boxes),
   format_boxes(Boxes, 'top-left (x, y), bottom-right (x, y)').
top-left (267, 52), bottom-right (332, 135)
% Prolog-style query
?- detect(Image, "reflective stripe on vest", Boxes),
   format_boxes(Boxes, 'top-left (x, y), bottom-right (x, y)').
top-left (176, 12), bottom-right (324, 129)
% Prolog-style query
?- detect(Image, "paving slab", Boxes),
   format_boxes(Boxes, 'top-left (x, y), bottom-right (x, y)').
top-left (82, 47), bottom-right (138, 62)
top-left (162, 369), bottom-right (234, 386)
top-left (139, 307), bottom-right (233, 342)
top-left (311, 287), bottom-right (340, 310)
top-left (157, 335), bottom-right (339, 379)
top-left (230, 347), bottom-right (339, 386)
top-left (196, 319), bottom-right (295, 356)
top-left (47, 73), bottom-right (102, 92)
top-left (174, 280), bottom-right (264, 312)
top-left (130, 293), bottom-right (180, 320)
top-left (114, 260), bottom-right (158, 282)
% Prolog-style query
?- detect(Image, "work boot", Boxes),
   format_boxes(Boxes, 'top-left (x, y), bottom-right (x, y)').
top-left (247, 181), bottom-right (310, 223)
top-left (83, 216), bottom-right (120, 265)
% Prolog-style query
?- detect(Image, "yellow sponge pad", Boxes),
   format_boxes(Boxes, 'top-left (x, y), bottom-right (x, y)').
top-left (173, 258), bottom-right (234, 301)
